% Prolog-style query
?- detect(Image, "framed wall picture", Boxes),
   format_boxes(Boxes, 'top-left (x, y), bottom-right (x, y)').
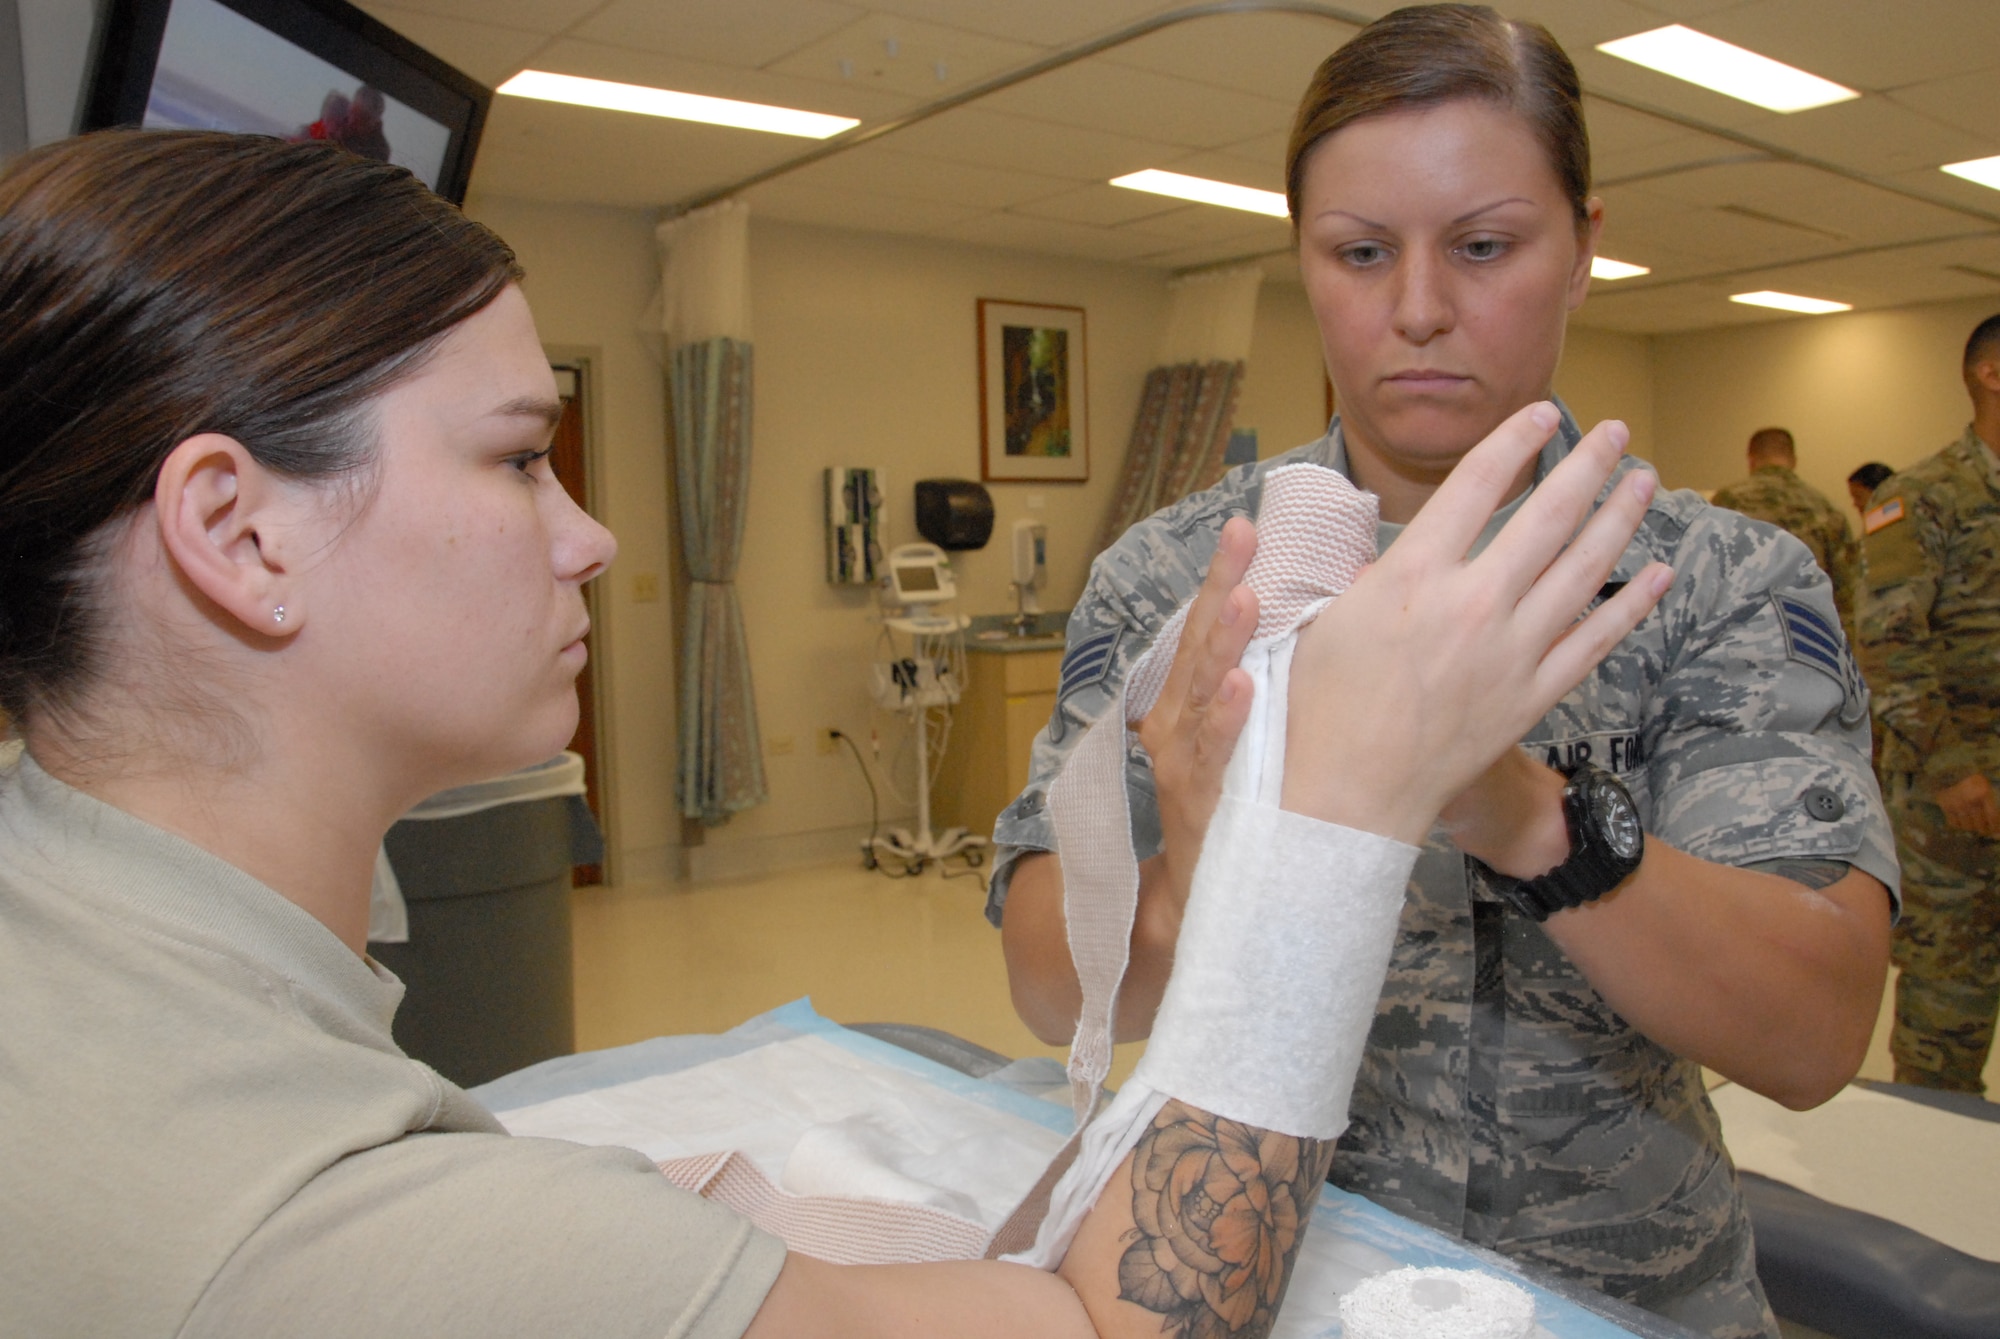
top-left (978, 299), bottom-right (1088, 483)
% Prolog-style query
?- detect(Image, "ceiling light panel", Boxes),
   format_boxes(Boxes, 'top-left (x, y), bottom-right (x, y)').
top-left (1943, 155), bottom-right (2000, 192)
top-left (1729, 290), bottom-right (1853, 314)
top-left (1109, 169), bottom-right (1289, 217)
top-left (496, 71), bottom-right (859, 139)
top-left (1595, 26), bottom-right (1860, 113)
top-left (1591, 257), bottom-right (1650, 280)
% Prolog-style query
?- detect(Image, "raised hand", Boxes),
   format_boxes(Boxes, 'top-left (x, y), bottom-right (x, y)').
top-left (1280, 402), bottom-right (1672, 843)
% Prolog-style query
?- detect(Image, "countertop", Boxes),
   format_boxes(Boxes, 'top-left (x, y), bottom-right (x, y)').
top-left (964, 611), bottom-right (1068, 653)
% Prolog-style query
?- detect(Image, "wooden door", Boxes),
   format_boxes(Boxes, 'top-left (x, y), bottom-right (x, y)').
top-left (550, 364), bottom-right (604, 886)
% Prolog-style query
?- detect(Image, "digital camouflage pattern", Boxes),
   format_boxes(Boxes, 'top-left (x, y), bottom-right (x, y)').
top-left (988, 406), bottom-right (1897, 1339)
top-left (1856, 427), bottom-right (2000, 1091)
top-left (1711, 464), bottom-right (1861, 640)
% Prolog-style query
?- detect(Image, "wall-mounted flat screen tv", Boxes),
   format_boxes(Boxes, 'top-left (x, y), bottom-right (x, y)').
top-left (83, 0), bottom-right (489, 202)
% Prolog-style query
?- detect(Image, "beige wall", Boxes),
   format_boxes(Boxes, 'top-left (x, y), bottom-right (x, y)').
top-left (463, 194), bottom-right (682, 880)
top-left (461, 194), bottom-right (1689, 881)
top-left (1649, 295), bottom-right (2000, 501)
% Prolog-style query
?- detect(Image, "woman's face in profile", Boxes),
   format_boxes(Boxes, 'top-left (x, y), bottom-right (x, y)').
top-left (293, 285), bottom-right (616, 789)
top-left (1296, 98), bottom-right (1598, 480)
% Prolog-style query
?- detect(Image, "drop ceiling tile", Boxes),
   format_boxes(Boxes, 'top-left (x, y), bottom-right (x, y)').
top-left (863, 0), bottom-right (1184, 50)
top-left (1693, 0), bottom-right (2000, 91)
top-left (358, 5), bottom-right (547, 87)
top-left (1212, 129), bottom-right (1291, 177)
top-left (1879, 166), bottom-right (2000, 224)
top-left (780, 144), bottom-right (1075, 210)
top-left (1010, 184), bottom-right (1193, 227)
top-left (572, 0), bottom-right (865, 70)
top-left (1115, 204), bottom-right (1288, 247)
top-left (887, 105), bottom-right (1177, 181)
top-left (932, 211), bottom-right (1161, 264)
top-left (741, 178), bottom-right (984, 235)
top-left (353, 0), bottom-right (599, 36)
top-left (525, 38), bottom-right (912, 121)
top-left (765, 12), bottom-right (1043, 100)
top-left (1742, 97), bottom-right (1993, 177)
top-left (1627, 161), bottom-right (1978, 247)
top-left (1096, 11), bottom-right (1355, 103)
top-left (1585, 98), bottom-right (1713, 158)
top-left (1594, 137), bottom-right (1770, 191)
top-left (1884, 67), bottom-right (2000, 143)
top-left (1499, 0), bottom-right (1676, 49)
top-left (1126, 237), bottom-right (1291, 271)
top-left (975, 60), bottom-right (1295, 150)
top-left (467, 96), bottom-right (812, 209)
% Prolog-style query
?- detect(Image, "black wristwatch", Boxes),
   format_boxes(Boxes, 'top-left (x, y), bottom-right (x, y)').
top-left (1482, 762), bottom-right (1644, 922)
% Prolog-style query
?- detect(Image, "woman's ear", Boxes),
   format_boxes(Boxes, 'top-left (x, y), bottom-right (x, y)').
top-left (1568, 196), bottom-right (1606, 311)
top-left (153, 433), bottom-right (306, 637)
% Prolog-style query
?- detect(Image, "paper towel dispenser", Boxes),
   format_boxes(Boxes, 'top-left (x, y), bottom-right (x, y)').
top-left (914, 479), bottom-right (994, 551)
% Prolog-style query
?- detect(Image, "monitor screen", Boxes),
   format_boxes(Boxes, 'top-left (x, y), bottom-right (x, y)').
top-left (85, 0), bottom-right (489, 202)
top-left (145, 0), bottom-right (451, 187)
top-left (896, 566), bottom-right (941, 593)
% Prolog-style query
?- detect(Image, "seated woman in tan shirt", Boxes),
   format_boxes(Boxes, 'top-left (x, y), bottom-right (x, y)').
top-left (0, 128), bottom-right (1662, 1338)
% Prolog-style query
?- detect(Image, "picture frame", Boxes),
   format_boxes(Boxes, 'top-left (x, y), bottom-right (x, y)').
top-left (978, 299), bottom-right (1089, 483)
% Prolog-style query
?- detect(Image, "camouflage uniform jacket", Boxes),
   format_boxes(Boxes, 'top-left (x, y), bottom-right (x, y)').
top-left (1856, 426), bottom-right (2000, 790)
top-left (1711, 465), bottom-right (1861, 638)
top-left (986, 407), bottom-right (1898, 1312)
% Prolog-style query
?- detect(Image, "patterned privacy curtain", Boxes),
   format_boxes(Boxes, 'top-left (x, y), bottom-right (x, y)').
top-left (657, 200), bottom-right (767, 825)
top-left (1095, 264), bottom-right (1264, 555)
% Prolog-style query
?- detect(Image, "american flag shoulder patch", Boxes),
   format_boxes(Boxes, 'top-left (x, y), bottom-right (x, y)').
top-left (1863, 497), bottom-right (1904, 534)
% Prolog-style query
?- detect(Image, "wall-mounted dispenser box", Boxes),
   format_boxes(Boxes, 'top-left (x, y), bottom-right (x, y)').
top-left (824, 468), bottom-right (882, 585)
top-left (914, 478), bottom-right (994, 551)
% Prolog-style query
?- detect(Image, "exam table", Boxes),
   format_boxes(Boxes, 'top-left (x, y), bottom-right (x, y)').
top-left (473, 1001), bottom-right (1701, 1339)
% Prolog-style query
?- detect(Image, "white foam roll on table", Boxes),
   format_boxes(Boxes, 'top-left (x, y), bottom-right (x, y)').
top-left (1338, 1267), bottom-right (1536, 1339)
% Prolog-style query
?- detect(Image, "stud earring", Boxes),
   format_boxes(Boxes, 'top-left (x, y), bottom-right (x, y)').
top-left (272, 606), bottom-right (287, 625)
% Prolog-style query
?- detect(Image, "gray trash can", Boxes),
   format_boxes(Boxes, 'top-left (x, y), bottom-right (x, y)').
top-left (372, 755), bottom-right (603, 1088)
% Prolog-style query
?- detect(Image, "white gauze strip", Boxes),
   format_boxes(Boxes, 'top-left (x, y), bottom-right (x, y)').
top-left (1005, 462), bottom-right (1407, 1267)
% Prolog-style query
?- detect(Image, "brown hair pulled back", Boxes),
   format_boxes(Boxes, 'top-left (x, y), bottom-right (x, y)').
top-left (0, 130), bottom-right (522, 724)
top-left (1284, 3), bottom-right (1590, 227)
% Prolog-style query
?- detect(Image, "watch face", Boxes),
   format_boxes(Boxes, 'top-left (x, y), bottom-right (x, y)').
top-left (1591, 777), bottom-right (1644, 862)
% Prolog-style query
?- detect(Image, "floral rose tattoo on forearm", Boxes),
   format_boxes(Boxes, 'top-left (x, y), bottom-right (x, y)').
top-left (1117, 1101), bottom-right (1335, 1339)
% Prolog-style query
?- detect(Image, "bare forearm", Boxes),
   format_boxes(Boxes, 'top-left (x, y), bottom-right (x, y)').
top-left (1543, 845), bottom-right (1890, 1108)
top-left (1000, 851), bottom-right (1177, 1046)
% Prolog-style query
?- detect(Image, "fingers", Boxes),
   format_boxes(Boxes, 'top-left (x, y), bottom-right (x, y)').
top-left (1477, 418), bottom-right (1632, 603)
top-left (1395, 401), bottom-right (1563, 563)
top-left (1512, 463), bottom-right (1656, 643)
top-left (1532, 561), bottom-right (1673, 704)
top-left (1160, 517), bottom-right (1258, 711)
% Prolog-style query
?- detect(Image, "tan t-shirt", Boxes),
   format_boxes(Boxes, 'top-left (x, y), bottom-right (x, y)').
top-left (0, 751), bottom-right (785, 1337)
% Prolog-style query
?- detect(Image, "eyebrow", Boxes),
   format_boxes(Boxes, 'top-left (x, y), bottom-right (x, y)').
top-left (490, 395), bottom-right (564, 428)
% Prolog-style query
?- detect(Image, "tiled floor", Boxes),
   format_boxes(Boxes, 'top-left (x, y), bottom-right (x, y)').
top-left (571, 857), bottom-right (1997, 1097)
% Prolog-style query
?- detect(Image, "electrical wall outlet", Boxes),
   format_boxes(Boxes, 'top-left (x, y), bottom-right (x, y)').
top-left (632, 572), bottom-right (661, 603)
top-left (818, 728), bottom-right (841, 755)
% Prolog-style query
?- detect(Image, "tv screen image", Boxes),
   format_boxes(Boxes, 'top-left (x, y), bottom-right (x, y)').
top-left (85, 0), bottom-right (489, 202)
top-left (143, 0), bottom-right (450, 188)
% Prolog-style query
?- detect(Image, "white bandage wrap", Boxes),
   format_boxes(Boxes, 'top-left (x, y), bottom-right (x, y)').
top-left (1001, 463), bottom-right (1416, 1268)
top-left (1133, 794), bottom-right (1415, 1139)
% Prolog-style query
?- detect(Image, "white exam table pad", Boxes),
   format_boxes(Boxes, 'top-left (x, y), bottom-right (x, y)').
top-left (474, 999), bottom-right (1659, 1339)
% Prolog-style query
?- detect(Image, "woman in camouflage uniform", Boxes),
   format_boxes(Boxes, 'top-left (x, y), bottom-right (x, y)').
top-left (990, 8), bottom-right (1897, 1338)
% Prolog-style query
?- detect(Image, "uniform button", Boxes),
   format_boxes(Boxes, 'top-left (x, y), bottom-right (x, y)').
top-left (1802, 787), bottom-right (1845, 822)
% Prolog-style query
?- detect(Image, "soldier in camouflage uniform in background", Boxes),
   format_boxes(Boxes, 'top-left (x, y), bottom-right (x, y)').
top-left (990, 407), bottom-right (1899, 1339)
top-left (1856, 313), bottom-right (2000, 1094)
top-left (1711, 428), bottom-right (1861, 641)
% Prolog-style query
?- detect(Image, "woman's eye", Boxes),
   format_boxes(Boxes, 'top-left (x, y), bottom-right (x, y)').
top-left (511, 447), bottom-right (553, 476)
top-left (1460, 237), bottom-right (1507, 261)
top-left (1340, 243), bottom-right (1388, 267)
